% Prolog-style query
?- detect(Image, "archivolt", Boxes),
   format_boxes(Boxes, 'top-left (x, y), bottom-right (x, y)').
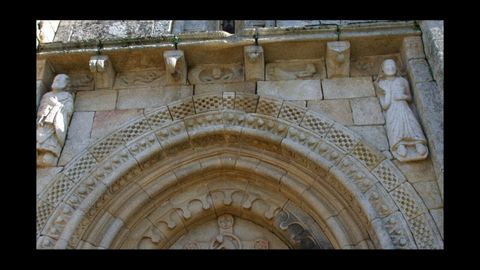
top-left (36, 92), bottom-right (442, 249)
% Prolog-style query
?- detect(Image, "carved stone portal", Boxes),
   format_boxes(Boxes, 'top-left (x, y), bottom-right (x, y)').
top-left (375, 59), bottom-right (428, 162)
top-left (326, 41), bottom-right (351, 78)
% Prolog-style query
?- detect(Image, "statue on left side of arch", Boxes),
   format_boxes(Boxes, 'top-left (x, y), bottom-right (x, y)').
top-left (37, 74), bottom-right (74, 167)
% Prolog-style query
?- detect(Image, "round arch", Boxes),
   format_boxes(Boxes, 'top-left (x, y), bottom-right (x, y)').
top-left (36, 92), bottom-right (442, 249)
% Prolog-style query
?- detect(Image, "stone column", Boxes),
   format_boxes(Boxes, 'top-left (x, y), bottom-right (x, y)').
top-left (89, 55), bottom-right (116, 89)
top-left (244, 45), bottom-right (265, 81)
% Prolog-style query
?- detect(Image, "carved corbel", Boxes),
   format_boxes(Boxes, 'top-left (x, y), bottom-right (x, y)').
top-left (164, 50), bottom-right (187, 85)
top-left (244, 45), bottom-right (265, 81)
top-left (326, 41), bottom-right (351, 78)
top-left (89, 55), bottom-right (116, 89)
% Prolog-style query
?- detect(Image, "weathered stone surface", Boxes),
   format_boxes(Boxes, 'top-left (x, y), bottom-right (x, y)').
top-left (173, 20), bottom-right (219, 33)
top-left (266, 59), bottom-right (326, 81)
top-left (240, 20), bottom-right (276, 28)
top-left (37, 59), bottom-right (55, 85)
top-left (67, 112), bottom-right (95, 141)
top-left (317, 21), bottom-right (345, 27)
top-left (36, 80), bottom-right (47, 110)
top-left (437, 171), bottom-right (443, 202)
top-left (382, 150), bottom-right (393, 160)
top-left (337, 20), bottom-right (392, 25)
top-left (287, 100), bottom-right (306, 107)
top-left (322, 77), bottom-right (375, 99)
top-left (420, 21), bottom-right (443, 103)
top-left (351, 54), bottom-right (403, 77)
top-left (430, 39), bottom-right (443, 102)
top-left (69, 72), bottom-right (95, 91)
top-left (276, 20), bottom-right (320, 27)
top-left (412, 181), bottom-right (443, 209)
top-left (339, 21), bottom-right (416, 57)
top-left (350, 125), bottom-right (389, 151)
top-left (429, 208), bottom-right (443, 239)
top-left (308, 99), bottom-right (353, 125)
top-left (91, 109), bottom-right (143, 140)
top-left (394, 158), bottom-right (436, 184)
top-left (153, 20), bottom-right (172, 35)
top-left (58, 137), bottom-right (94, 166)
top-left (36, 60), bottom-right (54, 108)
top-left (58, 112), bottom-right (95, 166)
top-left (37, 167), bottom-right (63, 196)
top-left (350, 97), bottom-right (385, 125)
top-left (75, 90), bottom-right (117, 111)
top-left (194, 82), bottom-right (255, 95)
top-left (54, 20), bottom-right (156, 42)
top-left (407, 58), bottom-right (433, 83)
top-left (257, 80), bottom-right (322, 100)
top-left (401, 36), bottom-right (425, 64)
top-left (410, 81), bottom-right (443, 186)
top-left (117, 86), bottom-right (193, 110)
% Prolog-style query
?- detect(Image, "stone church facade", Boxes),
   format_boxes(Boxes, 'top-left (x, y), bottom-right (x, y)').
top-left (36, 20), bottom-right (444, 249)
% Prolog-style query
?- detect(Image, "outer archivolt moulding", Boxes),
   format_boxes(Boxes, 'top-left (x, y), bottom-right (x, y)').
top-left (37, 92), bottom-right (442, 249)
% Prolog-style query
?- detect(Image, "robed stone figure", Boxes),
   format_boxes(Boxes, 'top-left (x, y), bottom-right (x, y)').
top-left (37, 74), bottom-right (74, 167)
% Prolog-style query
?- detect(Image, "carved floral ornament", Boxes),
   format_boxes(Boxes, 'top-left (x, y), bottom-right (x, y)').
top-left (37, 92), bottom-right (442, 249)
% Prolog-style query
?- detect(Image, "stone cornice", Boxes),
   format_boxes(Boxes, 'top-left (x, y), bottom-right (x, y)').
top-left (37, 21), bottom-right (419, 56)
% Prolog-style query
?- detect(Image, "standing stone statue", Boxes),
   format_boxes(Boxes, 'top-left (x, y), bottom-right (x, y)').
top-left (37, 74), bottom-right (74, 167)
top-left (375, 59), bottom-right (428, 162)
